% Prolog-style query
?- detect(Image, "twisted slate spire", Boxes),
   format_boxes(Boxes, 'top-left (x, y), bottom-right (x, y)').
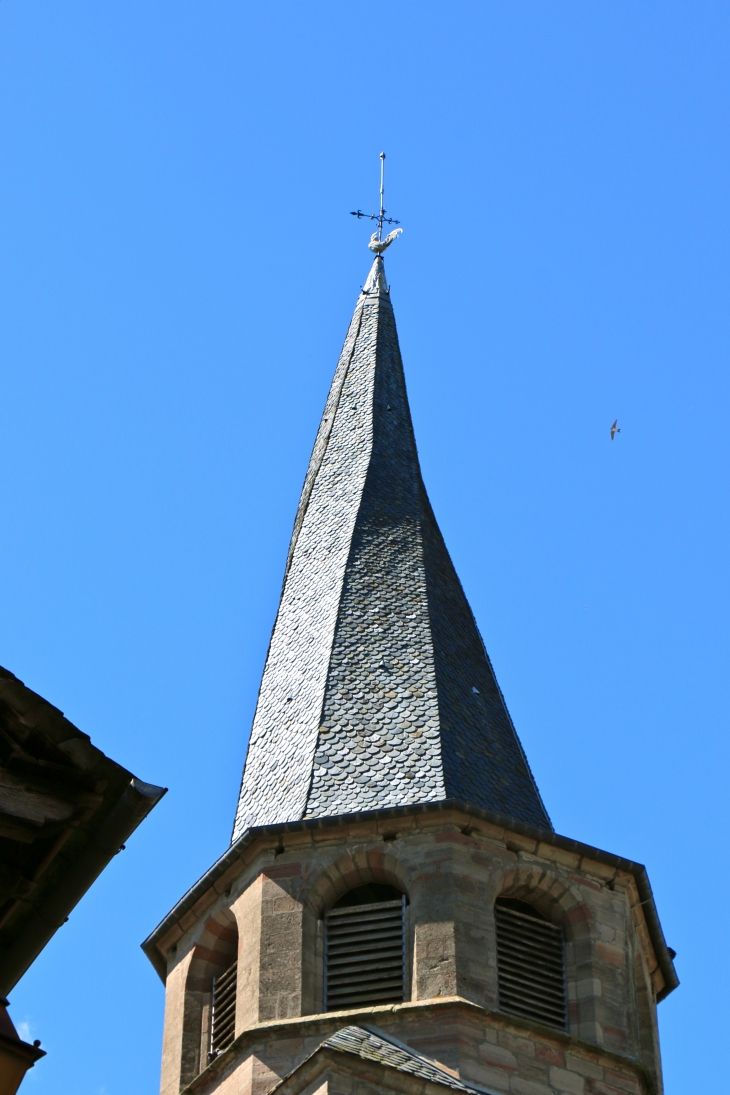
top-left (232, 258), bottom-right (550, 841)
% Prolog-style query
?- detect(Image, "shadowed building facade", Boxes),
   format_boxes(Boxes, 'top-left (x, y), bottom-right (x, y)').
top-left (0, 667), bottom-right (165, 1094)
top-left (143, 256), bottom-right (677, 1095)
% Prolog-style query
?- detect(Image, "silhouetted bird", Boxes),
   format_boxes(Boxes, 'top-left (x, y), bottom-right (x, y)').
top-left (610, 419), bottom-right (621, 441)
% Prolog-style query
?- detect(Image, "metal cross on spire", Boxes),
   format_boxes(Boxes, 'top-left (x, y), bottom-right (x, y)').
top-left (350, 152), bottom-right (403, 254)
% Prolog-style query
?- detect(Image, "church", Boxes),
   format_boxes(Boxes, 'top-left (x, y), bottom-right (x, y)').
top-left (142, 237), bottom-right (677, 1095)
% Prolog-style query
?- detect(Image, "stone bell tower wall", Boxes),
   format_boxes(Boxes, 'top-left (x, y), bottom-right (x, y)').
top-left (150, 805), bottom-right (670, 1095)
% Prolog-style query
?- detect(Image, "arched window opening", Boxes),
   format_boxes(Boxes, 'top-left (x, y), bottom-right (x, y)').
top-left (209, 956), bottom-right (237, 1057)
top-left (180, 910), bottom-right (238, 1087)
top-left (324, 883), bottom-right (406, 1011)
top-left (495, 898), bottom-right (566, 1030)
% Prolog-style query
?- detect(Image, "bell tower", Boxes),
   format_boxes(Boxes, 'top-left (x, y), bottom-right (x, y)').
top-left (143, 242), bottom-right (677, 1095)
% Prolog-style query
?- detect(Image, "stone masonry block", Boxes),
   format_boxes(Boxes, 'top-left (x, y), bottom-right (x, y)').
top-left (474, 822), bottom-right (506, 842)
top-left (568, 874), bottom-right (601, 895)
top-left (577, 860), bottom-right (617, 884)
top-left (602, 1070), bottom-right (642, 1094)
top-left (504, 834), bottom-right (538, 854)
top-left (575, 979), bottom-right (602, 1001)
top-left (564, 1056), bottom-right (603, 1081)
top-left (509, 1076), bottom-right (552, 1095)
top-left (595, 943), bottom-right (625, 970)
top-left (468, 1062), bottom-right (511, 1092)
top-left (498, 1031), bottom-right (537, 1058)
top-left (584, 1082), bottom-right (630, 1095)
top-left (535, 1046), bottom-right (565, 1067)
top-left (478, 1043), bottom-right (518, 1071)
top-left (548, 1066), bottom-right (585, 1095)
top-left (537, 845), bottom-right (581, 870)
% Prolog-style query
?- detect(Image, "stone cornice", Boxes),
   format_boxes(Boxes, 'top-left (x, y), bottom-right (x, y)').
top-left (179, 996), bottom-right (657, 1095)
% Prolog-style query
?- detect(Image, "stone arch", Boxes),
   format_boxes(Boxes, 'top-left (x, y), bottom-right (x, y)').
top-left (497, 865), bottom-right (595, 938)
top-left (180, 907), bottom-right (238, 1087)
top-left (304, 845), bottom-right (414, 917)
top-left (495, 866), bottom-right (599, 1040)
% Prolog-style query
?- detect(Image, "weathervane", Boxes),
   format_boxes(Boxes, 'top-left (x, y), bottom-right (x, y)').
top-left (350, 152), bottom-right (403, 255)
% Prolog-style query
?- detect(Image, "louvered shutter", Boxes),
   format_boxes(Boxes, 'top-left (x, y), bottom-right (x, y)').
top-left (209, 960), bottom-right (237, 1056)
top-left (324, 896), bottom-right (406, 1010)
top-left (495, 902), bottom-right (566, 1029)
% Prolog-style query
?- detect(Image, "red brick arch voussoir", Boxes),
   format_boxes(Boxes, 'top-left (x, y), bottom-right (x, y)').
top-left (304, 845), bottom-right (414, 917)
top-left (496, 864), bottom-right (595, 943)
top-left (185, 906), bottom-right (238, 993)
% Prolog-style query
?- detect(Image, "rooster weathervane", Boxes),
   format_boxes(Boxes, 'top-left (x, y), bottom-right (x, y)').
top-left (350, 152), bottom-right (403, 255)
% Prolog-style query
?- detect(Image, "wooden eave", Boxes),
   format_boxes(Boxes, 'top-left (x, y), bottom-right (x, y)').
top-left (0, 665), bottom-right (166, 993)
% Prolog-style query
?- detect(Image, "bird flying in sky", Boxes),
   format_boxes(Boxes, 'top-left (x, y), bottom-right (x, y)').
top-left (368, 227), bottom-right (402, 254)
top-left (610, 419), bottom-right (621, 440)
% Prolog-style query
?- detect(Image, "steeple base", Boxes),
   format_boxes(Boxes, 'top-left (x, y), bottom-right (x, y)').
top-left (145, 805), bottom-right (671, 1095)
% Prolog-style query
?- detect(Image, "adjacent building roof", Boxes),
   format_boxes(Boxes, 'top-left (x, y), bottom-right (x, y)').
top-left (322, 1025), bottom-right (496, 1094)
top-left (233, 257), bottom-right (550, 840)
top-left (0, 665), bottom-right (166, 994)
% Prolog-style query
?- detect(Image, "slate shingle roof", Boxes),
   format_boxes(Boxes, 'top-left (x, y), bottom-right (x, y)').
top-left (322, 1024), bottom-right (496, 1094)
top-left (232, 257), bottom-right (550, 840)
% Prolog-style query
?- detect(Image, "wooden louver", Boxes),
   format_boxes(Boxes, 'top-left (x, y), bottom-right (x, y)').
top-left (495, 901), bottom-right (566, 1030)
top-left (324, 897), bottom-right (406, 1010)
top-left (209, 959), bottom-right (237, 1057)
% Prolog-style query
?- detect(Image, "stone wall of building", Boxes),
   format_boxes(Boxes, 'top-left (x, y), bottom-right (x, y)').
top-left (157, 808), bottom-right (665, 1095)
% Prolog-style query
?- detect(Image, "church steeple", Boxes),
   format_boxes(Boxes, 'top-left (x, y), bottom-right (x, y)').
top-left (232, 254), bottom-right (550, 840)
top-left (145, 205), bottom-right (675, 1095)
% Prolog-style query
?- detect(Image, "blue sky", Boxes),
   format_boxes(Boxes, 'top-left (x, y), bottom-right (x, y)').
top-left (1, 3), bottom-right (728, 1092)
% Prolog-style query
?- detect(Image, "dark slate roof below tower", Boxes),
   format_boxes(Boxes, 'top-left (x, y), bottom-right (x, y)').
top-left (321, 1025), bottom-right (497, 1094)
top-left (232, 257), bottom-right (550, 841)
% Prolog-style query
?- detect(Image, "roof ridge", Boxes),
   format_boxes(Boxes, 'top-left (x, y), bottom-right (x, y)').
top-left (323, 1024), bottom-right (499, 1095)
